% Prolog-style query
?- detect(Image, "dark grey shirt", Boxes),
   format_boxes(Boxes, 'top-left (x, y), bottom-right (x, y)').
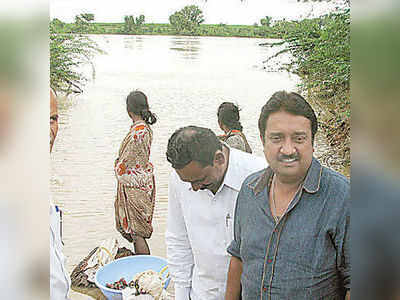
top-left (227, 158), bottom-right (350, 300)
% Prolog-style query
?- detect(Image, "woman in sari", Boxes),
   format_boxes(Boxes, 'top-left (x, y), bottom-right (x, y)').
top-left (114, 90), bottom-right (157, 255)
top-left (217, 102), bottom-right (252, 153)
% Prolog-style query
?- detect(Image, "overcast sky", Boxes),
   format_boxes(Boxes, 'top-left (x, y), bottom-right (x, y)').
top-left (50, 0), bottom-right (337, 25)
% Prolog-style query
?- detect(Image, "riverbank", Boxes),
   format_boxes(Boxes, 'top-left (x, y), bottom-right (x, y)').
top-left (52, 22), bottom-right (281, 39)
top-left (307, 92), bottom-right (350, 178)
top-left (51, 34), bottom-right (293, 299)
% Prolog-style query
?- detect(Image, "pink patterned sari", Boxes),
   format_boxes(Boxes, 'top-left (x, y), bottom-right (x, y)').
top-left (114, 121), bottom-right (156, 241)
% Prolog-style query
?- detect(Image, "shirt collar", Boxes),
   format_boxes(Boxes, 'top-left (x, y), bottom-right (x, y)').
top-left (221, 146), bottom-right (243, 192)
top-left (303, 157), bottom-right (323, 193)
top-left (249, 157), bottom-right (323, 195)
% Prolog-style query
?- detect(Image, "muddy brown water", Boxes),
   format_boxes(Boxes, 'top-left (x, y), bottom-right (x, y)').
top-left (50, 34), bottom-right (301, 299)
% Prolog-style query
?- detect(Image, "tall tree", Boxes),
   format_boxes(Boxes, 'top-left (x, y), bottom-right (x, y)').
top-left (49, 18), bottom-right (104, 94)
top-left (80, 13), bottom-right (95, 22)
top-left (169, 5), bottom-right (204, 33)
top-left (135, 15), bottom-right (145, 26)
top-left (74, 13), bottom-right (95, 33)
top-left (260, 16), bottom-right (272, 27)
top-left (124, 15), bottom-right (135, 32)
top-left (123, 14), bottom-right (145, 32)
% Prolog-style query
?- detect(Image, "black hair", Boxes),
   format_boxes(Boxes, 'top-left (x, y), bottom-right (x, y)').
top-left (258, 91), bottom-right (318, 144)
top-left (166, 126), bottom-right (222, 169)
top-left (126, 90), bottom-right (157, 125)
top-left (217, 102), bottom-right (243, 131)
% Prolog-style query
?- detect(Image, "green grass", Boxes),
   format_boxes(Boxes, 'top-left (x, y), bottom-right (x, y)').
top-left (53, 22), bottom-right (280, 38)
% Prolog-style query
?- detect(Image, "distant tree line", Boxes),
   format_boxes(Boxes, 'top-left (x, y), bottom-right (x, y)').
top-left (50, 4), bottom-right (350, 175)
top-left (49, 6), bottom-right (282, 38)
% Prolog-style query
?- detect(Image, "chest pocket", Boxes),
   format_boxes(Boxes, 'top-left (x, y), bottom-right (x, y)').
top-left (224, 212), bottom-right (234, 248)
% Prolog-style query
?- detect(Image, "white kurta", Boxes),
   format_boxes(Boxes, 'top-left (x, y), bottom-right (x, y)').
top-left (165, 147), bottom-right (267, 300)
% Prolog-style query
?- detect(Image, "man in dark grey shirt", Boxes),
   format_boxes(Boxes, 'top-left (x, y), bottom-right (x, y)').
top-left (225, 91), bottom-right (350, 300)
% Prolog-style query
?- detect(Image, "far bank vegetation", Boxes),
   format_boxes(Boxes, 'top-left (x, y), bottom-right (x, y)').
top-left (50, 4), bottom-right (350, 174)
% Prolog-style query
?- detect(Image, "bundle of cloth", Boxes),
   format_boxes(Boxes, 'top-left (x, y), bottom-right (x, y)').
top-left (122, 270), bottom-right (169, 300)
top-left (70, 238), bottom-right (134, 290)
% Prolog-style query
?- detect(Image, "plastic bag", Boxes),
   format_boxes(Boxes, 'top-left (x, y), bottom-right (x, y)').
top-left (70, 239), bottom-right (134, 290)
top-left (84, 238), bottom-right (119, 282)
top-left (122, 270), bottom-right (169, 300)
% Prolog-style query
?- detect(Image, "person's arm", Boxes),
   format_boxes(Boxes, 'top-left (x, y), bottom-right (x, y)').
top-left (114, 157), bottom-right (119, 168)
top-left (335, 190), bottom-right (351, 297)
top-left (226, 184), bottom-right (246, 300)
top-left (225, 256), bottom-right (243, 300)
top-left (165, 172), bottom-right (194, 300)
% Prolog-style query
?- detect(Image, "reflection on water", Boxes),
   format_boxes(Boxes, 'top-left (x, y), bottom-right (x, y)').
top-left (123, 36), bottom-right (144, 50)
top-left (170, 36), bottom-right (201, 59)
top-left (50, 35), bottom-right (298, 298)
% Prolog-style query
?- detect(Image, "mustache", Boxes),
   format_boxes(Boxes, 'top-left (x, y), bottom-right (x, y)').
top-left (278, 153), bottom-right (299, 162)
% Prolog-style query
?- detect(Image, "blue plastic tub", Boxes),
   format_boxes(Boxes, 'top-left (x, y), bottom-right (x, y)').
top-left (95, 255), bottom-right (170, 300)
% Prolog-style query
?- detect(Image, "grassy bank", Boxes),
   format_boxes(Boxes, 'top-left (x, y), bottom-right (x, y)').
top-left (53, 22), bottom-right (280, 38)
top-left (51, 11), bottom-right (350, 177)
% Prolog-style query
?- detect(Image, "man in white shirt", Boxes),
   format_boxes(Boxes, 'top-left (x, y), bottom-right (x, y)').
top-left (50, 89), bottom-right (71, 299)
top-left (165, 126), bottom-right (267, 300)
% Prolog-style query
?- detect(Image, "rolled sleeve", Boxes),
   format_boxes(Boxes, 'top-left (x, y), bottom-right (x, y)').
top-left (227, 239), bottom-right (241, 258)
top-left (165, 172), bottom-right (194, 299)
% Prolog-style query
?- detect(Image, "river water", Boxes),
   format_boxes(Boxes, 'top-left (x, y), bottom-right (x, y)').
top-left (50, 34), bottom-right (299, 298)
